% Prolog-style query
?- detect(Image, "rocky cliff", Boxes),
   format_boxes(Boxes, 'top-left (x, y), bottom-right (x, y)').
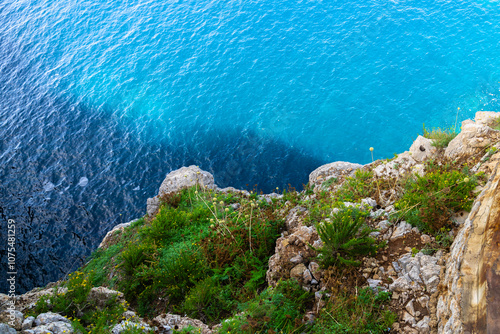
top-left (2, 112), bottom-right (500, 334)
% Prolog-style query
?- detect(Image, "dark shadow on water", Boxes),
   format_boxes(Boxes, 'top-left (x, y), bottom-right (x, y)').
top-left (0, 95), bottom-right (325, 293)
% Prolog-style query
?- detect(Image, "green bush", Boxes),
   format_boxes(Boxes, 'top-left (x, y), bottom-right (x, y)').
top-left (394, 166), bottom-right (478, 233)
top-left (422, 125), bottom-right (457, 149)
top-left (180, 277), bottom-right (235, 323)
top-left (315, 206), bottom-right (379, 268)
top-left (29, 271), bottom-right (128, 334)
top-left (335, 170), bottom-right (374, 202)
top-left (311, 287), bottom-right (396, 334)
top-left (218, 279), bottom-right (312, 334)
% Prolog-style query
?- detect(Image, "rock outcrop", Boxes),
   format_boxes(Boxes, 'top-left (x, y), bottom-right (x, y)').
top-left (152, 313), bottom-right (213, 334)
top-left (437, 159), bottom-right (500, 334)
top-left (308, 161), bottom-right (363, 190)
top-left (445, 119), bottom-right (500, 160)
top-left (147, 165), bottom-right (217, 216)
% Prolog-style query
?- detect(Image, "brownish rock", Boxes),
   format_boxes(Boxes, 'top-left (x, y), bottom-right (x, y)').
top-left (437, 160), bottom-right (500, 333)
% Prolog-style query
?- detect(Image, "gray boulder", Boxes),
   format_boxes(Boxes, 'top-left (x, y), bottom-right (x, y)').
top-left (445, 120), bottom-right (500, 160)
top-left (111, 321), bottom-right (153, 334)
top-left (87, 287), bottom-right (125, 309)
top-left (34, 312), bottom-right (70, 327)
top-left (22, 316), bottom-right (35, 330)
top-left (0, 323), bottom-right (16, 334)
top-left (159, 165), bottom-right (216, 197)
top-left (409, 135), bottom-right (437, 162)
top-left (308, 161), bottom-right (363, 189)
top-left (0, 310), bottom-right (23, 330)
top-left (99, 220), bottom-right (135, 248)
top-left (147, 166), bottom-right (216, 216)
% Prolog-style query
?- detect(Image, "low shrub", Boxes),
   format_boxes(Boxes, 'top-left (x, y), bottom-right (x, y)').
top-left (315, 206), bottom-right (379, 268)
top-left (218, 279), bottom-right (312, 334)
top-left (311, 287), bottom-right (396, 334)
top-left (335, 169), bottom-right (374, 202)
top-left (30, 271), bottom-right (130, 333)
top-left (422, 125), bottom-right (457, 149)
top-left (394, 166), bottom-right (478, 233)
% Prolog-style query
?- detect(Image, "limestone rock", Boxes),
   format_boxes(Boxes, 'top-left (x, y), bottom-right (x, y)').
top-left (373, 152), bottom-right (417, 180)
top-left (266, 225), bottom-right (319, 287)
top-left (147, 166), bottom-right (216, 217)
top-left (6, 287), bottom-right (67, 312)
top-left (34, 313), bottom-right (70, 327)
top-left (361, 197), bottom-right (377, 209)
top-left (146, 196), bottom-right (161, 217)
top-left (390, 221), bottom-right (413, 241)
top-left (389, 252), bottom-right (442, 294)
top-left (159, 166), bottom-right (215, 197)
top-left (0, 323), bottom-right (16, 334)
top-left (474, 111), bottom-right (500, 128)
top-left (0, 310), bottom-right (23, 330)
top-left (290, 264), bottom-right (307, 281)
top-left (409, 135), bottom-right (437, 162)
top-left (437, 162), bottom-right (500, 333)
top-left (303, 269), bottom-right (313, 284)
top-left (414, 316), bottom-right (431, 334)
top-left (87, 287), bottom-right (125, 309)
top-left (285, 207), bottom-right (307, 232)
top-left (308, 262), bottom-right (322, 280)
top-left (111, 321), bottom-right (153, 334)
top-left (444, 120), bottom-right (500, 160)
top-left (31, 321), bottom-right (74, 334)
top-left (22, 316), bottom-right (35, 330)
top-left (152, 314), bottom-right (212, 334)
top-left (99, 220), bottom-right (135, 248)
top-left (308, 161), bottom-right (363, 189)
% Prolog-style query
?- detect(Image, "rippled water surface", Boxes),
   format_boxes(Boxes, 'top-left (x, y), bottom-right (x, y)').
top-left (1, 0), bottom-right (500, 292)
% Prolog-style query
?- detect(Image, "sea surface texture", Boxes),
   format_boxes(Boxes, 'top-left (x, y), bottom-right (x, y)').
top-left (1, 0), bottom-right (500, 293)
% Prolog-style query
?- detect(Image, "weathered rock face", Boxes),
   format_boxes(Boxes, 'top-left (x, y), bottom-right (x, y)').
top-left (0, 323), bottom-right (16, 334)
top-left (1, 287), bottom-right (67, 313)
top-left (99, 219), bottom-right (136, 248)
top-left (409, 136), bottom-right (437, 163)
top-left (437, 160), bottom-right (500, 334)
top-left (152, 313), bottom-right (212, 334)
top-left (111, 320), bottom-right (153, 334)
top-left (87, 287), bottom-right (125, 309)
top-left (445, 119), bottom-right (500, 161)
top-left (158, 165), bottom-right (216, 197)
top-left (373, 151), bottom-right (418, 180)
top-left (308, 161), bottom-right (363, 190)
top-left (266, 207), bottom-right (322, 289)
top-left (474, 111), bottom-right (500, 128)
top-left (147, 165), bottom-right (217, 216)
top-left (0, 310), bottom-right (23, 330)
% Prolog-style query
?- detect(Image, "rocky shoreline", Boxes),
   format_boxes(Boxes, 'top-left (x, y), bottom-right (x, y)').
top-left (2, 111), bottom-right (500, 334)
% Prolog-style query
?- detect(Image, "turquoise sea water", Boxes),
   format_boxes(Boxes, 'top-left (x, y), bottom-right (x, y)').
top-left (1, 0), bottom-right (500, 292)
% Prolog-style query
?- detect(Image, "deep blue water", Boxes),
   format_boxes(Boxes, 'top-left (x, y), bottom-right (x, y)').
top-left (1, 0), bottom-right (500, 293)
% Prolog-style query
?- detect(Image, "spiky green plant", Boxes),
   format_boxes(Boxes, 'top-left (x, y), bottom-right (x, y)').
top-left (315, 206), bottom-right (379, 268)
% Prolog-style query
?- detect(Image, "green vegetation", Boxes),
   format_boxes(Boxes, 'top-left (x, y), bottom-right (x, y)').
top-left (422, 125), bottom-right (457, 149)
top-left (394, 162), bottom-right (479, 234)
top-left (335, 169), bottom-right (374, 202)
top-left (218, 279), bottom-right (312, 334)
top-left (83, 186), bottom-right (284, 323)
top-left (315, 206), bottom-right (379, 268)
top-left (312, 288), bottom-right (395, 334)
top-left (29, 271), bottom-right (146, 334)
top-left (307, 169), bottom-right (379, 224)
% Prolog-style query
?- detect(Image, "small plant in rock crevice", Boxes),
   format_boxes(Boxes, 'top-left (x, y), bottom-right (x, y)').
top-left (422, 124), bottom-right (457, 149)
top-left (394, 163), bottom-right (479, 234)
top-left (314, 206), bottom-right (380, 268)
